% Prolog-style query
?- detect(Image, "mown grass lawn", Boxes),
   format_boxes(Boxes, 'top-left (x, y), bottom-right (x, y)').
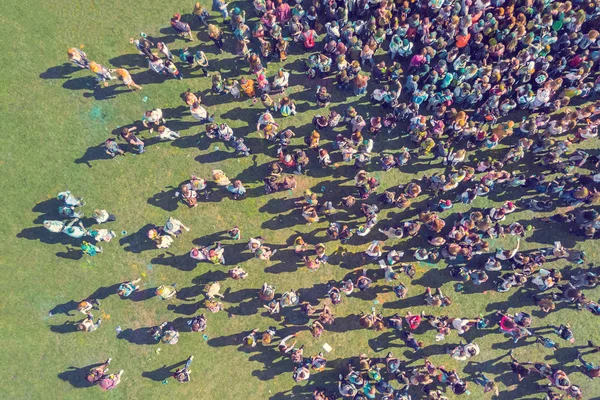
top-left (1, 1), bottom-right (600, 399)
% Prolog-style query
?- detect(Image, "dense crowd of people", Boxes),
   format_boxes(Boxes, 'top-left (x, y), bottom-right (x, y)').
top-left (49, 0), bottom-right (600, 397)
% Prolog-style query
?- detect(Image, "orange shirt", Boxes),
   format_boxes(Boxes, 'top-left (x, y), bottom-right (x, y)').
top-left (456, 33), bottom-right (471, 48)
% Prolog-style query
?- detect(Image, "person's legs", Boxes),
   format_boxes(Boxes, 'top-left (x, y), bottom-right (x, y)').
top-left (280, 334), bottom-right (296, 347)
top-left (185, 355), bottom-right (194, 370)
top-left (473, 373), bottom-right (490, 387)
top-left (91, 318), bottom-right (102, 331)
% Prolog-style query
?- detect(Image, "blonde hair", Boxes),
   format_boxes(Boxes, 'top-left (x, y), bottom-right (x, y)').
top-left (89, 61), bottom-right (99, 73)
top-left (208, 24), bottom-right (219, 37)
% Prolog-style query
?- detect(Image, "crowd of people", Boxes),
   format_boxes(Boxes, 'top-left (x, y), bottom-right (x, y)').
top-left (51, 0), bottom-right (600, 397)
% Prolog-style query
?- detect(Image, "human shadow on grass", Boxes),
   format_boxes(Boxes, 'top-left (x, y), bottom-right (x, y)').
top-left (169, 132), bottom-right (202, 149)
top-left (258, 196), bottom-right (302, 215)
top-left (250, 352), bottom-right (293, 381)
top-left (49, 321), bottom-right (80, 334)
top-left (117, 327), bottom-right (158, 345)
top-left (261, 211), bottom-right (308, 230)
top-left (175, 284), bottom-right (205, 301)
top-left (119, 224), bottom-right (157, 253)
top-left (74, 142), bottom-right (124, 167)
top-left (484, 287), bottom-right (530, 313)
top-left (269, 359), bottom-right (344, 399)
top-left (325, 313), bottom-right (364, 333)
top-left (58, 361), bottom-right (107, 388)
top-left (147, 187), bottom-right (180, 211)
top-left (151, 251), bottom-right (197, 271)
top-left (108, 53), bottom-right (148, 69)
top-left (368, 330), bottom-right (405, 352)
top-left (17, 227), bottom-right (74, 246)
top-left (411, 268), bottom-right (452, 289)
top-left (55, 246), bottom-right (85, 260)
top-left (49, 300), bottom-right (80, 317)
top-left (142, 358), bottom-right (188, 382)
top-left (523, 217), bottom-right (578, 248)
top-left (206, 331), bottom-right (244, 348)
top-left (127, 288), bottom-right (157, 302)
top-left (381, 294), bottom-right (427, 311)
top-left (191, 269), bottom-right (230, 285)
top-left (463, 353), bottom-right (518, 387)
top-left (227, 297), bottom-right (263, 316)
top-left (167, 300), bottom-right (204, 315)
top-left (223, 287), bottom-right (264, 316)
top-left (40, 63), bottom-right (82, 80)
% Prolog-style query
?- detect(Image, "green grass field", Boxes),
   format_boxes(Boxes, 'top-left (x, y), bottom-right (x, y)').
top-left (2, 1), bottom-right (600, 399)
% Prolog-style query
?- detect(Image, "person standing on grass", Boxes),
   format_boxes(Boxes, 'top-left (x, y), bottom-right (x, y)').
top-left (170, 13), bottom-right (193, 40)
top-left (208, 24), bottom-right (224, 53)
top-left (213, 0), bottom-right (229, 22)
top-left (120, 127), bottom-right (144, 154)
top-left (189, 315), bottom-right (207, 332)
top-left (89, 61), bottom-right (114, 87)
top-left (86, 358), bottom-right (111, 384)
top-left (173, 356), bottom-right (194, 382)
top-left (104, 138), bottom-right (124, 157)
top-left (68, 47), bottom-right (89, 69)
top-left (190, 101), bottom-right (214, 123)
top-left (142, 108), bottom-right (165, 134)
top-left (193, 3), bottom-right (209, 27)
top-left (98, 370), bottom-right (124, 390)
top-left (114, 68), bottom-right (142, 90)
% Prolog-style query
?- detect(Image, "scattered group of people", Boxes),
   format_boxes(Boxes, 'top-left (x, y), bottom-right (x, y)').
top-left (53, 0), bottom-right (600, 397)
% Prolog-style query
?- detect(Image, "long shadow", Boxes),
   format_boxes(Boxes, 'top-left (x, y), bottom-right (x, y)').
top-left (49, 321), bottom-right (79, 334)
top-left (296, 282), bottom-right (331, 305)
top-left (261, 211), bottom-right (306, 230)
top-left (227, 297), bottom-right (263, 316)
top-left (56, 246), bottom-right (84, 260)
top-left (128, 288), bottom-right (157, 302)
top-left (368, 330), bottom-right (404, 352)
top-left (141, 359), bottom-right (187, 382)
top-left (523, 216), bottom-right (578, 248)
top-left (191, 269), bottom-right (229, 285)
top-left (411, 267), bottom-right (451, 289)
top-left (48, 300), bottom-right (79, 317)
top-left (119, 224), bottom-right (157, 253)
top-left (40, 63), bottom-right (82, 80)
top-left (108, 54), bottom-right (148, 69)
top-left (258, 197), bottom-right (301, 215)
top-left (74, 142), bottom-right (115, 168)
top-left (167, 300), bottom-right (203, 315)
top-left (57, 361), bottom-right (106, 388)
top-left (463, 352), bottom-right (517, 387)
top-left (16, 226), bottom-right (74, 246)
top-left (381, 294), bottom-right (427, 310)
top-left (326, 313), bottom-right (363, 333)
top-left (116, 327), bottom-right (158, 345)
top-left (250, 352), bottom-right (292, 381)
top-left (206, 331), bottom-right (244, 348)
top-left (176, 284), bottom-right (204, 301)
top-left (49, 282), bottom-right (121, 316)
top-left (151, 251), bottom-right (197, 271)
